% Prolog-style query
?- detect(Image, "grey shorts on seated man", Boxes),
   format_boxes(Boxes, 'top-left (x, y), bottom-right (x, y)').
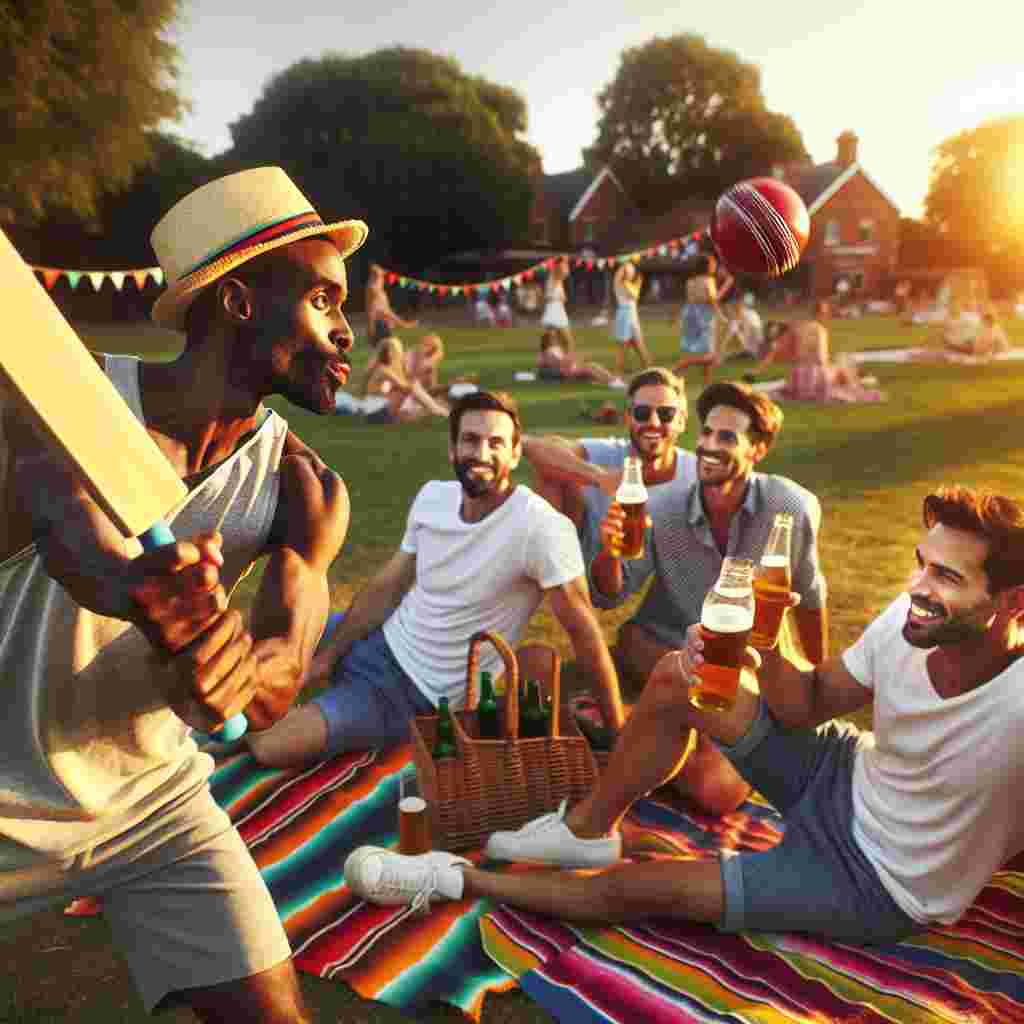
top-left (716, 699), bottom-right (919, 943)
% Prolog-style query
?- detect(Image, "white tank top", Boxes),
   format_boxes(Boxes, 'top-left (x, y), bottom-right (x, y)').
top-left (0, 355), bottom-right (287, 865)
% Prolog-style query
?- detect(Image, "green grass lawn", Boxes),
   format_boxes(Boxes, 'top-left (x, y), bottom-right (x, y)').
top-left (6, 305), bottom-right (1024, 1021)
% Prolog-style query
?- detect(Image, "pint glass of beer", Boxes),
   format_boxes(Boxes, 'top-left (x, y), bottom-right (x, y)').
top-left (615, 455), bottom-right (648, 560)
top-left (751, 513), bottom-right (793, 650)
top-left (398, 770), bottom-right (431, 855)
top-left (689, 558), bottom-right (755, 712)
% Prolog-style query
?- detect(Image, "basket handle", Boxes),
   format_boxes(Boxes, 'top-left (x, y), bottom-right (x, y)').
top-left (465, 630), bottom-right (519, 737)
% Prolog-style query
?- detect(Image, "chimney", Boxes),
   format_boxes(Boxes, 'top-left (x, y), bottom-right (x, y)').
top-left (836, 130), bottom-right (859, 168)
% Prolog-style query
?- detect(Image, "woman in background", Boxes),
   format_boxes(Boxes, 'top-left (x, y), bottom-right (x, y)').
top-left (611, 261), bottom-right (652, 376)
top-left (673, 252), bottom-right (732, 385)
top-left (541, 256), bottom-right (574, 348)
top-left (365, 263), bottom-right (418, 346)
top-left (363, 337), bottom-right (449, 423)
top-left (536, 329), bottom-right (622, 387)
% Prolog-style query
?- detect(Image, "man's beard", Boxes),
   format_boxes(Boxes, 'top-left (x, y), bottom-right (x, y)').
top-left (454, 458), bottom-right (504, 498)
top-left (902, 596), bottom-right (991, 648)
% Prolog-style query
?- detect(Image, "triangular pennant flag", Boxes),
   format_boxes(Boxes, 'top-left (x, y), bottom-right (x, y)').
top-left (40, 269), bottom-right (61, 291)
top-left (131, 270), bottom-right (149, 290)
top-left (150, 267), bottom-right (164, 286)
top-left (438, 285), bottom-right (449, 297)
top-left (386, 273), bottom-right (397, 285)
top-left (109, 271), bottom-right (126, 291)
top-left (87, 272), bottom-right (105, 292)
top-left (451, 286), bottom-right (461, 297)
top-left (65, 271), bottom-right (83, 291)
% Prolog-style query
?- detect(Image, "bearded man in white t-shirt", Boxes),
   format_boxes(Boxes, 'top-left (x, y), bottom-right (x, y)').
top-left (248, 390), bottom-right (624, 767)
top-left (346, 485), bottom-right (1024, 945)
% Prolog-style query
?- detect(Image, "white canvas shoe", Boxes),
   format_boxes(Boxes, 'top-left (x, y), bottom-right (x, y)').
top-left (484, 799), bottom-right (621, 867)
top-left (344, 847), bottom-right (470, 914)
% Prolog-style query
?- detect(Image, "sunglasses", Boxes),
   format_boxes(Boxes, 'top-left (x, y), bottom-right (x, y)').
top-left (630, 404), bottom-right (678, 424)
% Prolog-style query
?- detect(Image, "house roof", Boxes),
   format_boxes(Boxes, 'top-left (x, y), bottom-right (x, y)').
top-left (542, 166), bottom-right (630, 223)
top-left (783, 160), bottom-right (900, 217)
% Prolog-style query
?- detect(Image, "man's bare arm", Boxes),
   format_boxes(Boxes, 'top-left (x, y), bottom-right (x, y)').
top-left (521, 435), bottom-right (621, 498)
top-left (793, 604), bottom-right (829, 666)
top-left (547, 576), bottom-right (625, 730)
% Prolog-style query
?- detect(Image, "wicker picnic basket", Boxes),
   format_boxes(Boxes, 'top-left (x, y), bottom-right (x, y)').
top-left (408, 630), bottom-right (599, 852)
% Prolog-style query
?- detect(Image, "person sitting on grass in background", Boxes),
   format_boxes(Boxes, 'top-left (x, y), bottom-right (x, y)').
top-left (536, 328), bottom-right (624, 388)
top-left (362, 336), bottom-right (450, 423)
top-left (366, 262), bottom-right (418, 345)
top-left (247, 390), bottom-right (625, 769)
top-left (404, 332), bottom-right (445, 393)
top-left (611, 261), bottom-right (653, 377)
top-left (673, 252), bottom-right (733, 386)
top-left (346, 487), bottom-right (1024, 953)
top-left (0, 165), bottom-right (364, 1021)
top-left (945, 309), bottom-right (1010, 359)
top-left (721, 292), bottom-right (766, 360)
top-left (764, 301), bottom-right (884, 403)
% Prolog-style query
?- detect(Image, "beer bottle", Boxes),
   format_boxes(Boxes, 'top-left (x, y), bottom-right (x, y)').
top-left (751, 513), bottom-right (793, 650)
top-left (477, 670), bottom-right (501, 740)
top-left (614, 455), bottom-right (649, 560)
top-left (432, 696), bottom-right (457, 760)
top-left (520, 680), bottom-right (548, 739)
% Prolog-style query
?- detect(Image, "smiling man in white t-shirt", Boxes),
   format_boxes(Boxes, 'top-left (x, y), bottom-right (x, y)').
top-left (346, 486), bottom-right (1024, 945)
top-left (248, 390), bottom-right (623, 767)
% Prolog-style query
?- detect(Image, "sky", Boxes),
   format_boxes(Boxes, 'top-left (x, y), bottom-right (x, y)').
top-left (169, 0), bottom-right (1023, 221)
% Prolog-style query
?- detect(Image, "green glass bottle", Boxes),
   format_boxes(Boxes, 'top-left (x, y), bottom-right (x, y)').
top-left (520, 679), bottom-right (547, 739)
top-left (477, 670), bottom-right (501, 740)
top-left (432, 696), bottom-right (457, 760)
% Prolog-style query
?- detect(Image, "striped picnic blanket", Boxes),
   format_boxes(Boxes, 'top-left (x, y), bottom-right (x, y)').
top-left (209, 746), bottom-right (1024, 1022)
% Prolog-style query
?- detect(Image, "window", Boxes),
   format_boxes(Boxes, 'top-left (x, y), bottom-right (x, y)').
top-left (858, 219), bottom-right (874, 242)
top-left (824, 219), bottom-right (840, 246)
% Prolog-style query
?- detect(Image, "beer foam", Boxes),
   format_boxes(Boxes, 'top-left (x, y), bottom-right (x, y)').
top-left (702, 603), bottom-right (754, 632)
top-left (616, 483), bottom-right (647, 503)
top-left (760, 555), bottom-right (789, 568)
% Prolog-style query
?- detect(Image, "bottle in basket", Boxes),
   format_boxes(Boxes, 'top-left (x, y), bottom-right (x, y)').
top-left (689, 557), bottom-right (755, 712)
top-left (751, 513), bottom-right (793, 650)
top-left (520, 680), bottom-right (547, 738)
top-left (432, 696), bottom-right (457, 759)
top-left (615, 455), bottom-right (648, 560)
top-left (477, 670), bottom-right (501, 740)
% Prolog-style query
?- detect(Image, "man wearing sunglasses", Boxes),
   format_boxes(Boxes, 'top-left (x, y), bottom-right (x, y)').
top-left (524, 368), bottom-right (749, 815)
top-left (525, 376), bottom-right (828, 816)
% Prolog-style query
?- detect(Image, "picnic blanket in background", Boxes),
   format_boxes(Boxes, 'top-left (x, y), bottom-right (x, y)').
top-left (207, 745), bottom-right (1024, 1023)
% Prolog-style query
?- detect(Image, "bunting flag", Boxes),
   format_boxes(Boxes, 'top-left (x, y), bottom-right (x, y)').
top-left (29, 265), bottom-right (165, 293)
top-left (23, 227), bottom-right (706, 300)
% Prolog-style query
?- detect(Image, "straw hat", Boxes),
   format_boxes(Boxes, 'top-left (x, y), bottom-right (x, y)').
top-left (150, 167), bottom-right (368, 330)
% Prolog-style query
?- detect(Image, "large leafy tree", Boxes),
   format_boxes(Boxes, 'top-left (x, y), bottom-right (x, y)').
top-left (586, 34), bottom-right (807, 215)
top-left (0, 0), bottom-right (185, 226)
top-left (925, 116), bottom-right (1024, 265)
top-left (226, 47), bottom-right (540, 269)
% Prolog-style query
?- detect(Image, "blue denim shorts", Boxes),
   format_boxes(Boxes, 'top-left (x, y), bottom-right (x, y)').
top-left (311, 613), bottom-right (433, 754)
top-left (715, 700), bottom-right (921, 943)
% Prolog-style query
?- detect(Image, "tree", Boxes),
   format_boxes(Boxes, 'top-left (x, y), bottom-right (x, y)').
top-left (925, 116), bottom-right (1024, 297)
top-left (225, 47), bottom-right (540, 270)
top-left (585, 34), bottom-right (807, 215)
top-left (0, 0), bottom-right (185, 226)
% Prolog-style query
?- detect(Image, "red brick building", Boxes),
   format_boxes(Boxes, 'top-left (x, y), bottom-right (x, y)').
top-left (774, 131), bottom-right (901, 299)
top-left (528, 166), bottom-right (635, 249)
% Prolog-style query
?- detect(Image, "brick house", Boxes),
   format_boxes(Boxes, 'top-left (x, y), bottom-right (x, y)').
top-left (528, 166), bottom-right (635, 250)
top-left (773, 131), bottom-right (901, 299)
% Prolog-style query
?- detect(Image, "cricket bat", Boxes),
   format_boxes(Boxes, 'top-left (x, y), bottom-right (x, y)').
top-left (0, 227), bottom-right (247, 741)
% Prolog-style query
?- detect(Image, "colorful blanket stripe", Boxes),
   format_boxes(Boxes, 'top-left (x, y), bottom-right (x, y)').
top-left (209, 746), bottom-right (515, 1019)
top-left (482, 794), bottom-right (1024, 1024)
top-left (209, 748), bottom-right (1024, 1023)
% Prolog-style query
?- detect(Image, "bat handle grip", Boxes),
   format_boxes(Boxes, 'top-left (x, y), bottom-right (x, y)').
top-left (138, 522), bottom-right (248, 743)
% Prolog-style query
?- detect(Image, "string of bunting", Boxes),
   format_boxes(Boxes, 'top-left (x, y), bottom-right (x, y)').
top-left (23, 227), bottom-right (705, 297)
top-left (28, 265), bottom-right (165, 292)
top-left (376, 230), bottom-right (707, 297)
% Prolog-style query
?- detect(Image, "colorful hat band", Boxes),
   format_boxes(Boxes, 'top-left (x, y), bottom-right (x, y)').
top-left (181, 211), bottom-right (324, 280)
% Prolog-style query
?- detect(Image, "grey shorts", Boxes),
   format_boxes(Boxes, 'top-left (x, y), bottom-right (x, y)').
top-left (312, 613), bottom-right (434, 753)
top-left (0, 782), bottom-right (291, 1012)
top-left (716, 700), bottom-right (921, 944)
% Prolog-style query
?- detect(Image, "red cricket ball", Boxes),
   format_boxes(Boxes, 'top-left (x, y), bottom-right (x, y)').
top-left (710, 177), bottom-right (810, 277)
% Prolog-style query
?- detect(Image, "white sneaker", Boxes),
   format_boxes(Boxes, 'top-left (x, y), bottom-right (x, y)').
top-left (484, 799), bottom-right (621, 867)
top-left (344, 847), bottom-right (469, 914)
